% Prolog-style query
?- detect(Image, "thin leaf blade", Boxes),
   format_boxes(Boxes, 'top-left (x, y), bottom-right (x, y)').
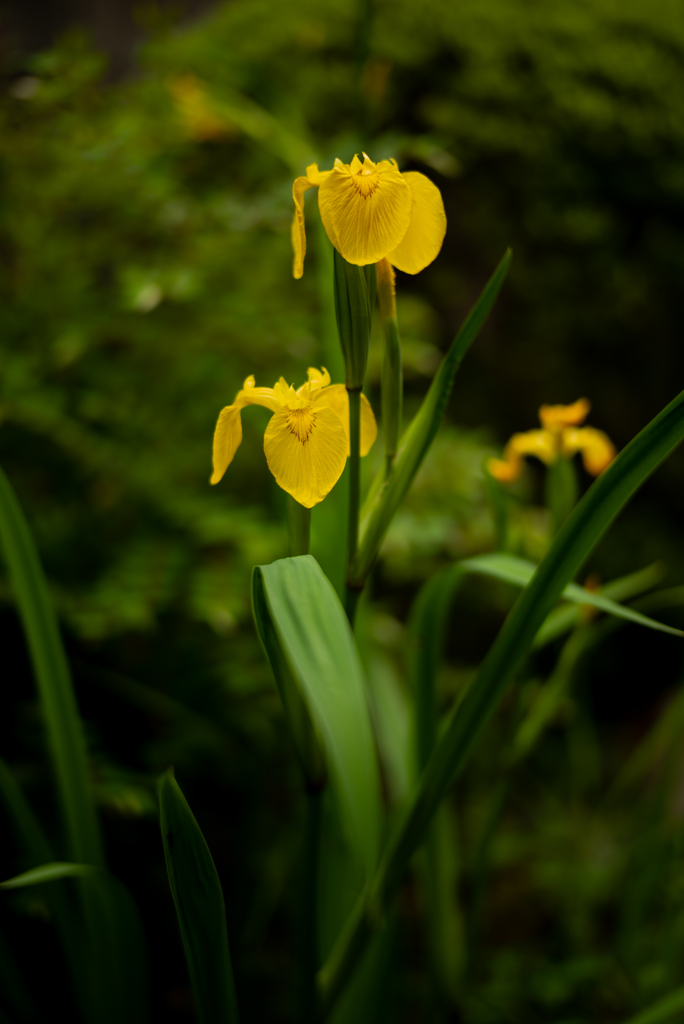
top-left (459, 553), bottom-right (682, 636)
top-left (158, 768), bottom-right (239, 1024)
top-left (351, 250), bottom-right (511, 585)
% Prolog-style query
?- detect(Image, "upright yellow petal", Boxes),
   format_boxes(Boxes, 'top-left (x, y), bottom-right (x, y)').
top-left (539, 398), bottom-right (590, 431)
top-left (385, 171), bottom-right (447, 275)
top-left (317, 158), bottom-right (412, 266)
top-left (210, 377), bottom-right (279, 484)
top-left (264, 404), bottom-right (348, 508)
top-left (563, 427), bottom-right (616, 476)
top-left (314, 384), bottom-right (377, 455)
top-left (303, 366), bottom-right (331, 392)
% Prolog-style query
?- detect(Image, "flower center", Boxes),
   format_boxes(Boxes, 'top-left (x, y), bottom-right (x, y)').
top-left (352, 168), bottom-right (380, 197)
top-left (286, 406), bottom-right (317, 444)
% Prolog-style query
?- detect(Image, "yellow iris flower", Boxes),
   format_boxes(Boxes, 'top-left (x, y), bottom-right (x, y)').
top-left (211, 367), bottom-right (377, 508)
top-left (488, 398), bottom-right (616, 483)
top-left (292, 153), bottom-right (447, 279)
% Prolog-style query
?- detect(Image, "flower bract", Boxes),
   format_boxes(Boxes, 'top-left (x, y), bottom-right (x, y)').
top-left (211, 367), bottom-right (377, 508)
top-left (488, 399), bottom-right (616, 483)
top-left (292, 153), bottom-right (446, 279)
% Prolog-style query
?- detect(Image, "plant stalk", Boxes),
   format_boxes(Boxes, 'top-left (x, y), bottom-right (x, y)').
top-left (345, 387), bottom-right (362, 621)
top-left (288, 495), bottom-right (311, 556)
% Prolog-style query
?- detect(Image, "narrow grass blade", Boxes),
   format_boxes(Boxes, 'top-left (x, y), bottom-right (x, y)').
top-left (318, 384), bottom-right (684, 1016)
top-left (0, 465), bottom-right (103, 867)
top-left (0, 862), bottom-right (94, 889)
top-left (620, 985), bottom-right (684, 1024)
top-left (253, 556), bottom-right (382, 879)
top-left (158, 768), bottom-right (239, 1024)
top-left (0, 861), bottom-right (149, 1024)
top-left (350, 250), bottom-right (511, 586)
top-left (533, 562), bottom-right (665, 648)
top-left (460, 553), bottom-right (681, 636)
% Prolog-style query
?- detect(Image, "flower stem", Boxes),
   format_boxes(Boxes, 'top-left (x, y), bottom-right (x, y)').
top-left (345, 387), bottom-right (362, 621)
top-left (287, 495), bottom-right (311, 556)
top-left (381, 314), bottom-right (402, 478)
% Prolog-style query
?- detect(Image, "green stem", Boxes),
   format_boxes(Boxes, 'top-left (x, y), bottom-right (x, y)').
top-left (345, 388), bottom-right (362, 621)
top-left (381, 314), bottom-right (402, 475)
top-left (301, 786), bottom-right (323, 1023)
top-left (288, 495), bottom-right (311, 556)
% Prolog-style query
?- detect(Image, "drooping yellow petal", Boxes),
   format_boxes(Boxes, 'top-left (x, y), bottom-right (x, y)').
top-left (487, 454), bottom-right (522, 483)
top-left (264, 404), bottom-right (348, 508)
top-left (563, 427), bottom-right (616, 476)
top-left (508, 429), bottom-right (557, 465)
top-left (539, 398), bottom-right (590, 432)
top-left (292, 176), bottom-right (318, 280)
top-left (291, 165), bottom-right (332, 279)
top-left (385, 171), bottom-right (447, 275)
top-left (317, 156), bottom-right (412, 266)
top-left (314, 384), bottom-right (377, 456)
top-left (211, 406), bottom-right (244, 485)
top-left (210, 376), bottom-right (279, 484)
top-left (376, 257), bottom-right (396, 318)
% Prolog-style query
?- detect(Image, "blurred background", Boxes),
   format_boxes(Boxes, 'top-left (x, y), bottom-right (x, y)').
top-left (2, 1), bottom-right (684, 1021)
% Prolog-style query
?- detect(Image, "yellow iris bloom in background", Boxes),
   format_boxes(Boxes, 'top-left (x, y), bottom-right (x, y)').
top-left (292, 153), bottom-right (446, 279)
top-left (488, 398), bottom-right (616, 483)
top-left (211, 367), bottom-right (377, 508)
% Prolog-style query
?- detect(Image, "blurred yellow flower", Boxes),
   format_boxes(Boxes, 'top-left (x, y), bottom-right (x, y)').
top-left (211, 367), bottom-right (377, 508)
top-left (168, 74), bottom-right (231, 141)
top-left (292, 153), bottom-right (446, 279)
top-left (488, 399), bottom-right (616, 483)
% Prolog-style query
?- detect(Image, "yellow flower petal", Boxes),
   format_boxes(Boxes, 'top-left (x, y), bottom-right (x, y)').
top-left (210, 376), bottom-right (279, 484)
top-left (264, 404), bottom-right (348, 508)
top-left (315, 384), bottom-right (377, 456)
top-left (292, 175), bottom-right (318, 280)
top-left (376, 257), bottom-right (396, 317)
top-left (563, 427), bottom-right (616, 476)
top-left (317, 156), bottom-right (412, 266)
top-left (385, 171), bottom-right (447, 275)
top-left (509, 429), bottom-right (557, 465)
top-left (303, 366), bottom-right (331, 393)
top-left (487, 455), bottom-right (522, 483)
top-left (539, 398), bottom-right (590, 431)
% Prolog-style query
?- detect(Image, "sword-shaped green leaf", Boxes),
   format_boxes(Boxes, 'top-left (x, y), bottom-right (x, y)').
top-left (350, 250), bottom-right (511, 587)
top-left (252, 555), bottom-right (381, 879)
top-left (459, 553), bottom-right (681, 636)
top-left (158, 768), bottom-right (239, 1024)
top-left (319, 384), bottom-right (684, 1016)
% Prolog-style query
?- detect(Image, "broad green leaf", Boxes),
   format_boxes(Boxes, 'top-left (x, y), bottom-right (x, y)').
top-left (0, 465), bottom-right (103, 868)
top-left (350, 250), bottom-right (511, 587)
top-left (319, 384), bottom-right (684, 1015)
top-left (158, 768), bottom-right (239, 1024)
top-left (620, 985), bottom-right (684, 1024)
top-left (252, 555), bottom-right (381, 878)
top-left (459, 553), bottom-right (682, 637)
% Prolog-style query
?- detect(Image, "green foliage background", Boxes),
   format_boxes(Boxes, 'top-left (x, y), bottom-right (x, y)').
top-left (2, 1), bottom-right (684, 1021)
